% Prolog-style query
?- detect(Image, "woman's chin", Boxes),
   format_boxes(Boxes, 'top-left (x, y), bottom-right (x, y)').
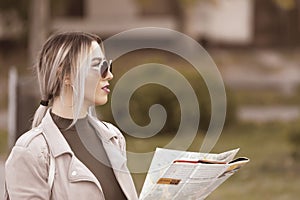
top-left (94, 97), bottom-right (108, 106)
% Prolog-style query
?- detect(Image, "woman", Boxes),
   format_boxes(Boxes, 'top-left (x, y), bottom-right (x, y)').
top-left (4, 32), bottom-right (138, 200)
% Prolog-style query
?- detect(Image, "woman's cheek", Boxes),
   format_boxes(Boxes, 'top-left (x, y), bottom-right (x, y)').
top-left (84, 74), bottom-right (99, 104)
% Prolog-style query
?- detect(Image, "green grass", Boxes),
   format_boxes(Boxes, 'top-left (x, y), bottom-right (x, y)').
top-left (127, 122), bottom-right (300, 199)
top-left (207, 122), bottom-right (299, 199)
top-left (233, 90), bottom-right (300, 106)
top-left (0, 129), bottom-right (8, 159)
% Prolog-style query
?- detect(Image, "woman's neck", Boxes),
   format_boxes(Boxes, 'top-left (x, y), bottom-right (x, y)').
top-left (52, 96), bottom-right (88, 119)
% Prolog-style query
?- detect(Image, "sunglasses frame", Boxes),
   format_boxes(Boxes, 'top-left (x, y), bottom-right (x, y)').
top-left (92, 59), bottom-right (112, 78)
top-left (100, 59), bottom-right (113, 78)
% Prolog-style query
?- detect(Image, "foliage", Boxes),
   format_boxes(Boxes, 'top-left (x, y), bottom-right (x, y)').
top-left (0, 129), bottom-right (8, 157)
top-left (288, 124), bottom-right (300, 161)
top-left (50, 0), bottom-right (84, 17)
top-left (98, 69), bottom-right (236, 135)
top-left (0, 0), bottom-right (29, 20)
top-left (273, 0), bottom-right (296, 11)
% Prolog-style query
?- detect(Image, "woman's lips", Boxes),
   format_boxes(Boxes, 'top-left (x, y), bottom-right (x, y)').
top-left (101, 85), bottom-right (110, 93)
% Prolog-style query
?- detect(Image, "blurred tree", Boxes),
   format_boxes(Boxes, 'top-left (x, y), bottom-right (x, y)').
top-left (273, 0), bottom-right (296, 11)
top-left (0, 0), bottom-right (29, 40)
top-left (50, 0), bottom-right (84, 18)
top-left (273, 0), bottom-right (299, 46)
top-left (255, 0), bottom-right (300, 46)
top-left (0, 0), bottom-right (29, 20)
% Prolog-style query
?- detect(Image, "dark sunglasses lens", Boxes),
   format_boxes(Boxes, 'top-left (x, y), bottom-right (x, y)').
top-left (101, 61), bottom-right (109, 78)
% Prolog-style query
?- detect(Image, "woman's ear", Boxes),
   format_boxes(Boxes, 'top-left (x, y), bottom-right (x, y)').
top-left (64, 75), bottom-right (71, 85)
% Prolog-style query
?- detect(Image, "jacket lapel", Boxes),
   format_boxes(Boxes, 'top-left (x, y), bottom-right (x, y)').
top-left (67, 156), bottom-right (102, 191)
top-left (41, 109), bottom-right (138, 200)
top-left (87, 116), bottom-right (127, 170)
top-left (88, 116), bottom-right (138, 200)
top-left (40, 109), bottom-right (104, 194)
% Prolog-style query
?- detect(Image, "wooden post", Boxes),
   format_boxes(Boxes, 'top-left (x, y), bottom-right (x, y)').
top-left (8, 67), bottom-right (17, 149)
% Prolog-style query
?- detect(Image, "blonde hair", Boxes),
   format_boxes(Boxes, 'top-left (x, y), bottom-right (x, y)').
top-left (32, 31), bottom-right (102, 128)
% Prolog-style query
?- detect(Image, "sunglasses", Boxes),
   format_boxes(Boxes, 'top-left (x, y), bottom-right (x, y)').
top-left (91, 59), bottom-right (113, 78)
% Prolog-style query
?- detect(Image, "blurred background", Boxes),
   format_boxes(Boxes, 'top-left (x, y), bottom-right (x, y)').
top-left (0, 0), bottom-right (300, 199)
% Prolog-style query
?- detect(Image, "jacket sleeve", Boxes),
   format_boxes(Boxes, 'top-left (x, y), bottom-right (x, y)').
top-left (5, 141), bottom-right (51, 199)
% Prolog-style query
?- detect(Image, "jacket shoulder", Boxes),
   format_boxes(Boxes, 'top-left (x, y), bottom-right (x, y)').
top-left (6, 127), bottom-right (50, 184)
top-left (14, 127), bottom-right (49, 159)
top-left (15, 127), bottom-right (44, 147)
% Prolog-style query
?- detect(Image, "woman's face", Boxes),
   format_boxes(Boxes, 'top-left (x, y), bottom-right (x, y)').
top-left (84, 41), bottom-right (113, 106)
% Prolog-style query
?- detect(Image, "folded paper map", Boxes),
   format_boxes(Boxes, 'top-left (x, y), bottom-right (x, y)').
top-left (139, 148), bottom-right (249, 200)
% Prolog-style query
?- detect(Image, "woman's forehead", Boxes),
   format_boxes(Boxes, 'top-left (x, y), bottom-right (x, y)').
top-left (90, 41), bottom-right (105, 58)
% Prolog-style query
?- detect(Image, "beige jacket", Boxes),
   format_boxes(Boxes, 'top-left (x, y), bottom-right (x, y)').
top-left (4, 109), bottom-right (138, 200)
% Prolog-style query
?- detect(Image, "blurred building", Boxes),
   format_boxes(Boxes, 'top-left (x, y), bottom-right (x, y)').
top-left (0, 0), bottom-right (299, 46)
top-left (50, 0), bottom-right (253, 45)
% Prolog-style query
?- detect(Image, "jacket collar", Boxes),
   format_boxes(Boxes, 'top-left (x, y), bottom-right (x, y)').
top-left (40, 109), bottom-right (73, 157)
top-left (87, 115), bottom-right (127, 171)
top-left (87, 115), bottom-right (118, 142)
top-left (39, 109), bottom-right (135, 199)
top-left (40, 108), bottom-right (120, 158)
